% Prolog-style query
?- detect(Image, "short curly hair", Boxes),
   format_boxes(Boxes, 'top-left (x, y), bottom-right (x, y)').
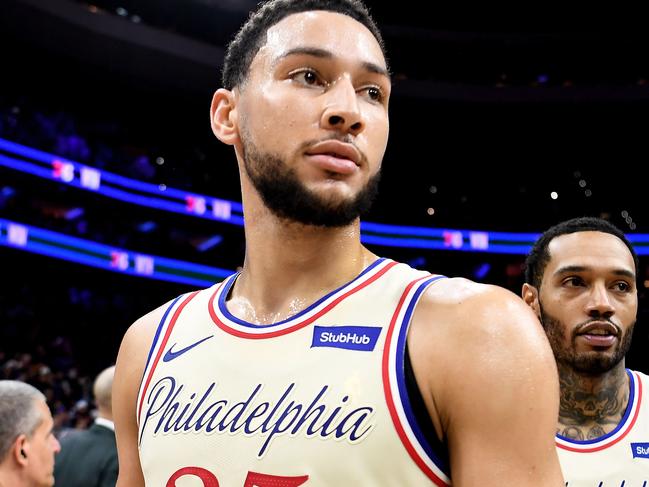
top-left (524, 216), bottom-right (639, 289)
top-left (222, 0), bottom-right (387, 90)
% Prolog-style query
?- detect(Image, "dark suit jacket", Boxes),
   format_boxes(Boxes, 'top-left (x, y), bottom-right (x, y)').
top-left (54, 423), bottom-right (118, 487)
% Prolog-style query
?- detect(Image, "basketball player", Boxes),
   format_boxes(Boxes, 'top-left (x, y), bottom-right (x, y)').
top-left (113, 1), bottom-right (564, 485)
top-left (523, 217), bottom-right (649, 484)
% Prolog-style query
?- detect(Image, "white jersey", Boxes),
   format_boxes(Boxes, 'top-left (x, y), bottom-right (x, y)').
top-left (556, 369), bottom-right (649, 487)
top-left (136, 258), bottom-right (451, 486)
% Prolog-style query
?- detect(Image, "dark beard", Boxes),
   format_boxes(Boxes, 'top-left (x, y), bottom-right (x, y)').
top-left (539, 303), bottom-right (635, 374)
top-left (241, 136), bottom-right (380, 227)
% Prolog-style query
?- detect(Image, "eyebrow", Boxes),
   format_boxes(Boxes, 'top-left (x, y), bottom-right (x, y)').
top-left (554, 265), bottom-right (636, 280)
top-left (276, 47), bottom-right (390, 78)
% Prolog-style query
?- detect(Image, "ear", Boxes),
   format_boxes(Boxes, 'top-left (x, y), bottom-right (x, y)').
top-left (210, 88), bottom-right (240, 146)
top-left (12, 435), bottom-right (29, 466)
top-left (521, 283), bottom-right (541, 318)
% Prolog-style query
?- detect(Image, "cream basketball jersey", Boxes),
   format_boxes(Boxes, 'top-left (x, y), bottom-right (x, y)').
top-left (556, 369), bottom-right (649, 486)
top-left (136, 258), bottom-right (451, 486)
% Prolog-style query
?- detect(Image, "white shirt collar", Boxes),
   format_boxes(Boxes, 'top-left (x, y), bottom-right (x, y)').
top-left (95, 417), bottom-right (115, 431)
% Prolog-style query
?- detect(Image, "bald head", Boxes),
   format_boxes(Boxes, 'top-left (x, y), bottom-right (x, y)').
top-left (93, 366), bottom-right (115, 418)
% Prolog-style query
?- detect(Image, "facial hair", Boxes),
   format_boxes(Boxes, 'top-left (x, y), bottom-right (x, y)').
top-left (240, 133), bottom-right (381, 227)
top-left (538, 302), bottom-right (635, 374)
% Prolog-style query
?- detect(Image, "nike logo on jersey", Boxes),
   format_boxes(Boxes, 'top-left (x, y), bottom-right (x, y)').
top-left (632, 442), bottom-right (649, 458)
top-left (163, 335), bottom-right (214, 362)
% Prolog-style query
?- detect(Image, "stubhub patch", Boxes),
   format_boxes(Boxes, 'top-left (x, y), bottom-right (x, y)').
top-left (311, 325), bottom-right (382, 352)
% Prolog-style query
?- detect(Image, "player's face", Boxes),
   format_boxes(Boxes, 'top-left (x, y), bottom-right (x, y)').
top-left (235, 10), bottom-right (390, 226)
top-left (537, 231), bottom-right (637, 374)
top-left (24, 400), bottom-right (61, 487)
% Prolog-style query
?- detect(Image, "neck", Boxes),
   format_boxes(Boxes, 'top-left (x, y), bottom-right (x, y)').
top-left (0, 466), bottom-right (20, 487)
top-left (97, 408), bottom-right (113, 422)
top-left (557, 360), bottom-right (629, 441)
top-left (231, 189), bottom-right (375, 324)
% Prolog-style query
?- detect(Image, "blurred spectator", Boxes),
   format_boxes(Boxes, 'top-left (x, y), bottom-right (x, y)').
top-left (0, 352), bottom-right (91, 439)
top-left (53, 366), bottom-right (118, 487)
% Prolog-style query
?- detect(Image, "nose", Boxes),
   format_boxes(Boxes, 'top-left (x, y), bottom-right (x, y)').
top-left (586, 282), bottom-right (615, 318)
top-left (53, 436), bottom-right (61, 454)
top-left (320, 77), bottom-right (365, 136)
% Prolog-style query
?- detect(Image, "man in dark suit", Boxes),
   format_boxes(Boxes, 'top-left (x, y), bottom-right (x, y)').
top-left (54, 366), bottom-right (117, 487)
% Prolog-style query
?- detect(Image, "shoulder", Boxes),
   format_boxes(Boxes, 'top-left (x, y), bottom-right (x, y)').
top-left (411, 276), bottom-right (553, 368)
top-left (90, 423), bottom-right (116, 438)
top-left (117, 292), bottom-right (193, 358)
top-left (58, 429), bottom-right (86, 447)
top-left (631, 369), bottom-right (649, 388)
top-left (113, 296), bottom-right (182, 402)
top-left (420, 275), bottom-right (525, 310)
top-left (57, 428), bottom-right (103, 458)
top-left (631, 368), bottom-right (649, 378)
top-left (413, 276), bottom-right (547, 347)
top-left (111, 296), bottom-right (195, 487)
top-left (408, 277), bottom-right (558, 425)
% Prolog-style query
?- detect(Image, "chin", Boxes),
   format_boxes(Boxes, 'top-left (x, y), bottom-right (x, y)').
top-left (572, 353), bottom-right (621, 374)
top-left (310, 181), bottom-right (358, 199)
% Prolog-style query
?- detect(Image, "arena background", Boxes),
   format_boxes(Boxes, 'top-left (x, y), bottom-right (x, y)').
top-left (1, 0), bottom-right (647, 428)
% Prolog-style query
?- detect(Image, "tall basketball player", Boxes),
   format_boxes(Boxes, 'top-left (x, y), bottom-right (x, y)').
top-left (523, 217), bottom-right (649, 484)
top-left (113, 1), bottom-right (564, 485)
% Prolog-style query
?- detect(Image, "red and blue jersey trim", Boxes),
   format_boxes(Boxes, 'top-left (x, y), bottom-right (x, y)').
top-left (136, 291), bottom-right (199, 431)
top-left (556, 369), bottom-right (642, 453)
top-left (383, 274), bottom-right (451, 486)
top-left (208, 258), bottom-right (398, 339)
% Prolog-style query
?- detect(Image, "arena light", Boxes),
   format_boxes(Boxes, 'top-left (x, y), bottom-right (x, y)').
top-left (473, 262), bottom-right (491, 280)
top-left (2, 137), bottom-right (649, 255)
top-left (0, 218), bottom-right (232, 287)
top-left (0, 138), bottom-right (244, 225)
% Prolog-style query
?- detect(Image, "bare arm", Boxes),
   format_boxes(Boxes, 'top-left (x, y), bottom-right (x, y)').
top-left (113, 304), bottom-right (168, 487)
top-left (409, 279), bottom-right (563, 486)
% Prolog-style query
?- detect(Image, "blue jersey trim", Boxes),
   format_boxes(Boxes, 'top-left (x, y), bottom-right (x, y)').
top-left (217, 258), bottom-right (387, 329)
top-left (142, 295), bottom-right (184, 375)
top-left (395, 275), bottom-right (450, 475)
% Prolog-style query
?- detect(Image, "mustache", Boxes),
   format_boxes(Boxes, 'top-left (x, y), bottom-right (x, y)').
top-left (538, 304), bottom-right (621, 337)
top-left (571, 317), bottom-right (621, 338)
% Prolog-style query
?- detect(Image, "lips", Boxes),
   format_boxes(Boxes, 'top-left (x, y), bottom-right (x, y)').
top-left (576, 321), bottom-right (618, 337)
top-left (576, 321), bottom-right (619, 347)
top-left (305, 140), bottom-right (361, 166)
